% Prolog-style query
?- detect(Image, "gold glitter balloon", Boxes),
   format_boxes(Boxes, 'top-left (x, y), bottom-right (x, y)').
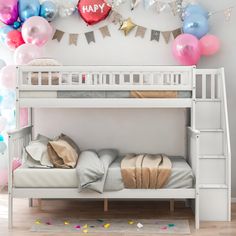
top-left (119, 18), bottom-right (137, 36)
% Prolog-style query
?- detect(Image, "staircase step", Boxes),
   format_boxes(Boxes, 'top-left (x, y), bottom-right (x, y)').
top-left (199, 184), bottom-right (228, 189)
top-left (195, 99), bottom-right (221, 102)
top-left (199, 155), bottom-right (226, 159)
top-left (199, 129), bottom-right (224, 133)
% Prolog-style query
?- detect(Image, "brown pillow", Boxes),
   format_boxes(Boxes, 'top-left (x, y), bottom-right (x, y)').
top-left (48, 139), bottom-right (78, 168)
top-left (59, 133), bottom-right (80, 155)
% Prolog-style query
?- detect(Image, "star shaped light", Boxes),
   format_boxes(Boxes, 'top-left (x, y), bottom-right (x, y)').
top-left (119, 18), bottom-right (137, 36)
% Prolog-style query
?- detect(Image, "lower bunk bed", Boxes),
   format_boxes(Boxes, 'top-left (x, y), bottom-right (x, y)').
top-left (8, 126), bottom-right (200, 229)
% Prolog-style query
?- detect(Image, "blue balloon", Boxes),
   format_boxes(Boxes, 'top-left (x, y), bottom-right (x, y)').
top-left (0, 142), bottom-right (7, 154)
top-left (0, 26), bottom-right (14, 44)
top-left (183, 14), bottom-right (209, 39)
top-left (1, 90), bottom-right (16, 110)
top-left (0, 135), bottom-right (4, 142)
top-left (19, 0), bottom-right (40, 22)
top-left (40, 1), bottom-right (58, 22)
top-left (184, 4), bottom-right (209, 19)
top-left (13, 21), bottom-right (22, 29)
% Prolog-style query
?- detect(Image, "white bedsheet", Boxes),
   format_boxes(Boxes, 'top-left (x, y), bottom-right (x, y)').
top-left (14, 157), bottom-right (194, 190)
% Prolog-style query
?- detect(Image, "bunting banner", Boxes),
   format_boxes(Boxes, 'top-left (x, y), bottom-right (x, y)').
top-left (150, 30), bottom-right (160, 42)
top-left (69, 34), bottom-right (79, 46)
top-left (85, 31), bottom-right (95, 44)
top-left (52, 25), bottom-right (182, 46)
top-left (135, 26), bottom-right (147, 38)
top-left (52, 30), bottom-right (65, 42)
top-left (109, 11), bottom-right (123, 25)
top-left (99, 26), bottom-right (111, 38)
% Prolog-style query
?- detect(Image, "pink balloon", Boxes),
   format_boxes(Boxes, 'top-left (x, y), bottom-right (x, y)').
top-left (0, 0), bottom-right (18, 25)
top-left (22, 16), bottom-right (53, 47)
top-left (14, 44), bottom-right (44, 65)
top-left (200, 34), bottom-right (220, 56)
top-left (20, 108), bottom-right (28, 128)
top-left (172, 34), bottom-right (201, 66)
top-left (0, 65), bottom-right (17, 89)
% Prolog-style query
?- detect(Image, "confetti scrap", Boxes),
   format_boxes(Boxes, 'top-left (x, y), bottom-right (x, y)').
top-left (137, 223), bottom-right (143, 229)
top-left (83, 224), bottom-right (88, 229)
top-left (45, 221), bottom-right (52, 225)
top-left (35, 219), bottom-right (41, 225)
top-left (64, 220), bottom-right (70, 225)
top-left (74, 225), bottom-right (81, 229)
top-left (128, 220), bottom-right (134, 225)
top-left (104, 223), bottom-right (110, 229)
top-left (90, 225), bottom-right (95, 228)
top-left (83, 229), bottom-right (88, 233)
top-left (161, 226), bottom-right (168, 230)
top-left (97, 219), bottom-right (104, 223)
top-left (168, 223), bottom-right (175, 227)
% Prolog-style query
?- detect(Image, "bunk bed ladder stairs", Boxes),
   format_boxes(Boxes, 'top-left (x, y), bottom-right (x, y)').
top-left (194, 68), bottom-right (231, 222)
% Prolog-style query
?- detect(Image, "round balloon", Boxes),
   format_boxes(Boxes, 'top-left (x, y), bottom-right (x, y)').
top-left (5, 30), bottom-right (25, 50)
top-left (19, 0), bottom-right (40, 22)
top-left (0, 0), bottom-right (18, 25)
top-left (200, 34), bottom-right (220, 56)
top-left (172, 34), bottom-right (201, 66)
top-left (0, 65), bottom-right (17, 89)
top-left (40, 1), bottom-right (58, 21)
top-left (0, 134), bottom-right (4, 142)
top-left (183, 14), bottom-right (209, 39)
top-left (0, 26), bottom-right (14, 45)
top-left (77, 0), bottom-right (111, 25)
top-left (21, 16), bottom-right (53, 47)
top-left (14, 44), bottom-right (43, 65)
top-left (59, 0), bottom-right (77, 18)
top-left (13, 21), bottom-right (22, 30)
top-left (184, 3), bottom-right (209, 19)
top-left (1, 90), bottom-right (16, 109)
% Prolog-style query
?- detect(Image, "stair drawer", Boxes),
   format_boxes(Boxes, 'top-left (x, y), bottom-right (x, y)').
top-left (199, 159), bottom-right (226, 184)
top-left (199, 188), bottom-right (228, 221)
top-left (200, 131), bottom-right (224, 155)
top-left (196, 102), bottom-right (221, 129)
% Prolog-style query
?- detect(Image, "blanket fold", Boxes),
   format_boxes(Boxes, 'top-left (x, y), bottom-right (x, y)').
top-left (121, 154), bottom-right (172, 189)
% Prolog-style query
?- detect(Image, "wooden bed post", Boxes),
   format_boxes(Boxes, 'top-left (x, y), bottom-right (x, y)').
top-left (104, 199), bottom-right (108, 212)
top-left (170, 199), bottom-right (175, 213)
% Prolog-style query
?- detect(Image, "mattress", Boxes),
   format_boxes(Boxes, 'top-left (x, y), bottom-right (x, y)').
top-left (14, 157), bottom-right (194, 190)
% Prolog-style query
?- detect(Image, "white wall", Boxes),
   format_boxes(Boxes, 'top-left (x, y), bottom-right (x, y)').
top-left (1, 0), bottom-right (236, 195)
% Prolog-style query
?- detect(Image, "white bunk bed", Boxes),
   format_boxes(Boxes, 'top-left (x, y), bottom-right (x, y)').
top-left (8, 66), bottom-right (231, 230)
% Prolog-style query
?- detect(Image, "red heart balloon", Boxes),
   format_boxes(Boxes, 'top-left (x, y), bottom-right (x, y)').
top-left (78, 0), bottom-right (111, 25)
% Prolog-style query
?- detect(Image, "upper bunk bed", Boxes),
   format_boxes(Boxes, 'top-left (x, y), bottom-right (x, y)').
top-left (17, 65), bottom-right (197, 108)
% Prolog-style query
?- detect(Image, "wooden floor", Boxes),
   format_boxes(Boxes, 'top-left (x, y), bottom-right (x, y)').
top-left (0, 193), bottom-right (236, 236)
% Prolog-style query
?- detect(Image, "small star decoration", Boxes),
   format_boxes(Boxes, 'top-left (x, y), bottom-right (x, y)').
top-left (119, 18), bottom-right (137, 36)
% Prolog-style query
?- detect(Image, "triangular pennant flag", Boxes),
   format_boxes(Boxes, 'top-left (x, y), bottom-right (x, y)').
top-left (85, 31), bottom-right (95, 44)
top-left (69, 33), bottom-right (79, 46)
top-left (135, 26), bottom-right (147, 38)
top-left (99, 26), bottom-right (111, 38)
top-left (150, 30), bottom-right (160, 42)
top-left (52, 29), bottom-right (65, 42)
top-left (172, 28), bottom-right (182, 39)
top-left (161, 31), bottom-right (172, 44)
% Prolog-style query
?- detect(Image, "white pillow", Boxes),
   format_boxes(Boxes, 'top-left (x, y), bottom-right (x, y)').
top-left (27, 58), bottom-right (62, 66)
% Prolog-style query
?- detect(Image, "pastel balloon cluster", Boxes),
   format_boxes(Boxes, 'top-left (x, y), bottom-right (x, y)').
top-left (172, 3), bottom-right (220, 66)
top-left (0, 0), bottom-right (54, 52)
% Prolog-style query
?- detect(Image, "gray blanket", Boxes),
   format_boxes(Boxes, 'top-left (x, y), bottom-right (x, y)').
top-left (76, 149), bottom-right (118, 193)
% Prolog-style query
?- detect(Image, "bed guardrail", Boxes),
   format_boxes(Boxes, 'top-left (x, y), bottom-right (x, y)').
top-left (17, 66), bottom-right (194, 91)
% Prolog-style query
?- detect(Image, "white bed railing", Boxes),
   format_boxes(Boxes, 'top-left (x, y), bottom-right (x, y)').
top-left (17, 66), bottom-right (194, 91)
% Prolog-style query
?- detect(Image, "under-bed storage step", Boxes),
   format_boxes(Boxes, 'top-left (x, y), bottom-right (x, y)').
top-left (199, 159), bottom-right (226, 184)
top-left (199, 188), bottom-right (229, 221)
top-left (195, 101), bottom-right (221, 130)
top-left (199, 130), bottom-right (224, 156)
